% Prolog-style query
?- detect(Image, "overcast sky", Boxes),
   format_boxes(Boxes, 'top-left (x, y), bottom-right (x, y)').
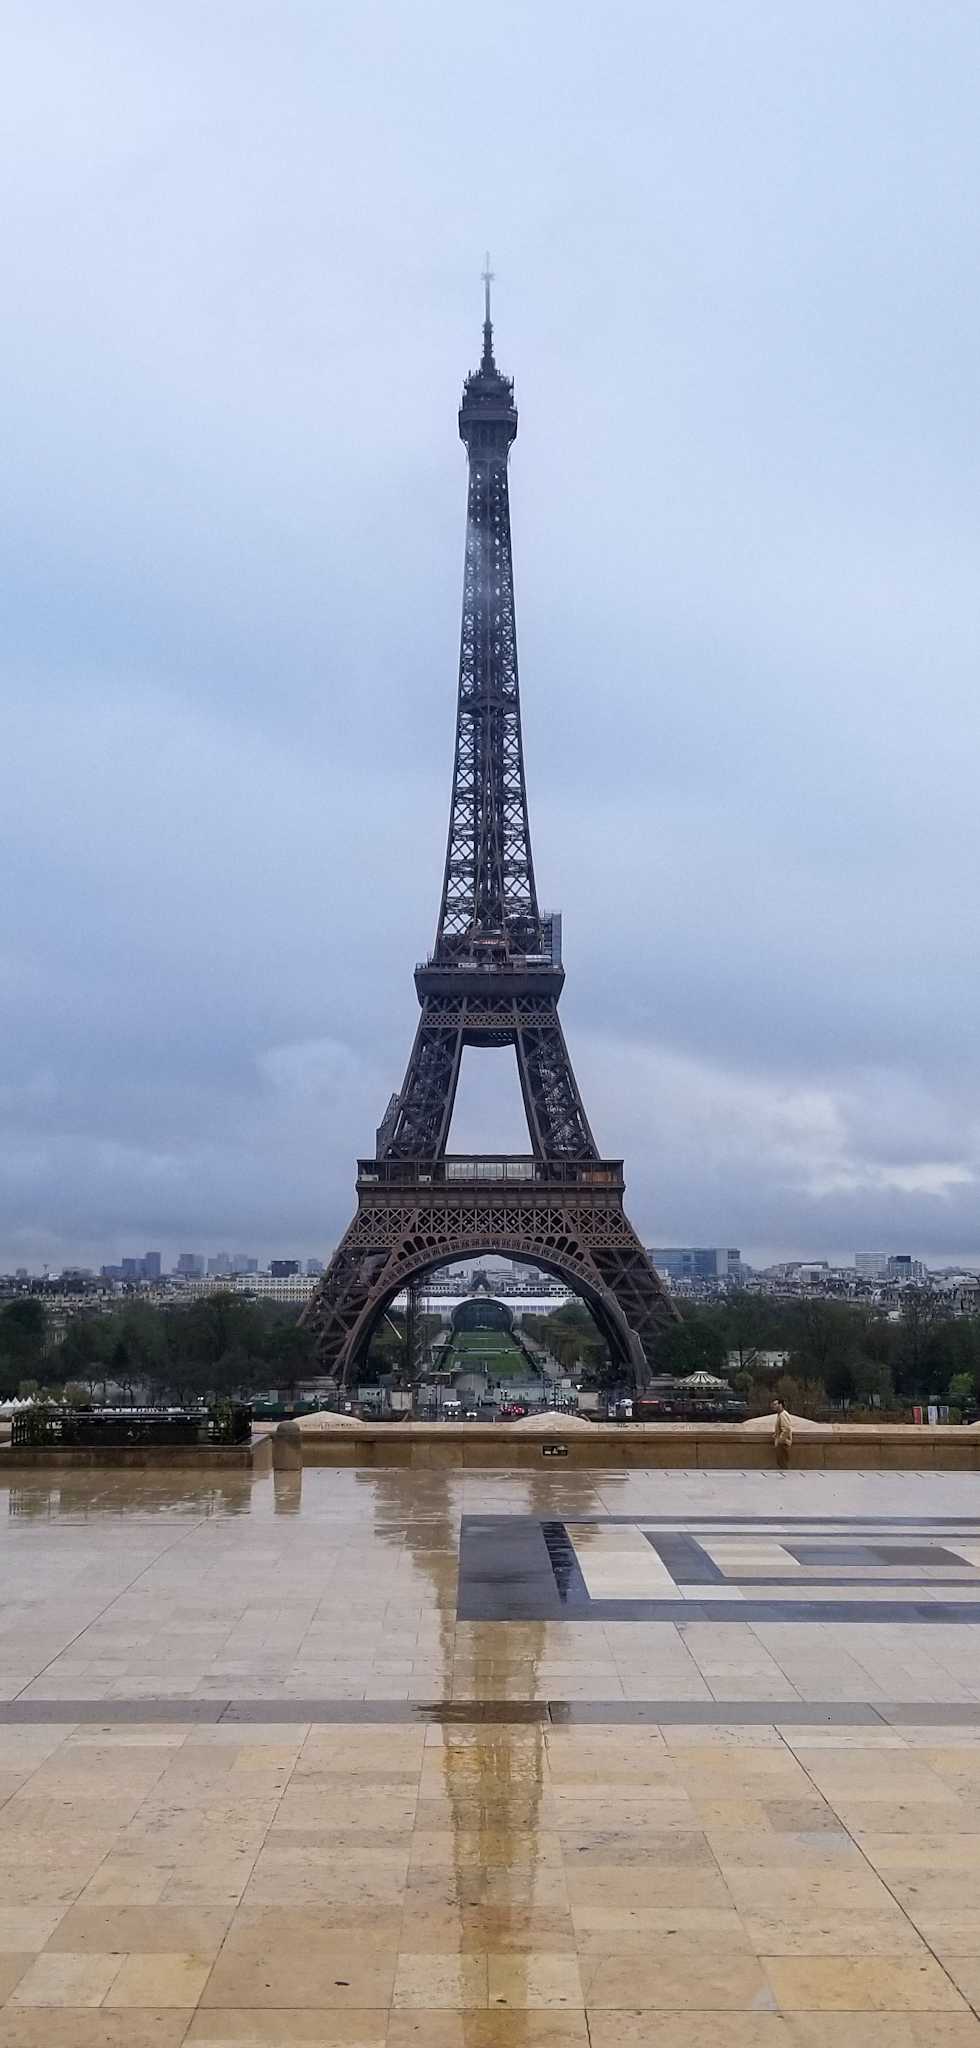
top-left (2, 1), bottom-right (979, 1274)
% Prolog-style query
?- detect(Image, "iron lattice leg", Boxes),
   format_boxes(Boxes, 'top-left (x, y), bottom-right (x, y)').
top-left (381, 1016), bottom-right (463, 1160)
top-left (515, 1018), bottom-right (596, 1160)
top-left (588, 1240), bottom-right (681, 1378)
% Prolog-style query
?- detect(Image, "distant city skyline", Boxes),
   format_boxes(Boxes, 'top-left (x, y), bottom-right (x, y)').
top-left (5, 1240), bottom-right (980, 1281)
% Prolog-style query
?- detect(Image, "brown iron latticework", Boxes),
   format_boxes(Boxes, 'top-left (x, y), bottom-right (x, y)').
top-left (307, 275), bottom-right (678, 1388)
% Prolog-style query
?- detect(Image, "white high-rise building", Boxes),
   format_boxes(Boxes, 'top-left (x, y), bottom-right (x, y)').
top-left (855, 1253), bottom-right (925, 1284)
top-left (648, 1248), bottom-right (742, 1283)
top-left (855, 1253), bottom-right (889, 1280)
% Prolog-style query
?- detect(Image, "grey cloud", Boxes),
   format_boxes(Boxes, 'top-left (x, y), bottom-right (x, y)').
top-left (2, 1), bottom-right (979, 1271)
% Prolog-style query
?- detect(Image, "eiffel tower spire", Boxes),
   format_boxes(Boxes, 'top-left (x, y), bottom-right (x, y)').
top-left (435, 275), bottom-right (540, 965)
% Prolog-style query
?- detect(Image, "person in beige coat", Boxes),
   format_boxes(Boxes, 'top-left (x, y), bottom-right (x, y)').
top-left (772, 1398), bottom-right (793, 1471)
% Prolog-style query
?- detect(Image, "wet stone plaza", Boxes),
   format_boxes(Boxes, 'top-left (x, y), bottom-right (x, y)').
top-left (5, 1467), bottom-right (980, 2040)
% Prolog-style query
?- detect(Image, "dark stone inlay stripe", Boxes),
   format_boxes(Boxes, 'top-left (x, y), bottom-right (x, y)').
top-left (577, 1599), bottom-right (980, 1622)
top-left (531, 1515), bottom-right (980, 1527)
top-left (645, 1533), bottom-right (726, 1583)
top-left (881, 1702), bottom-right (980, 1724)
top-left (223, 1699), bottom-right (552, 1724)
top-left (784, 1545), bottom-right (889, 1566)
top-left (0, 1701), bottom-right (225, 1723)
top-left (547, 1701), bottom-right (888, 1725)
top-left (786, 1543), bottom-right (964, 1567)
top-left (458, 1515), bottom-right (564, 1621)
top-left (3, 1698), bottom-right (980, 1725)
top-left (656, 1576), bottom-right (980, 1589)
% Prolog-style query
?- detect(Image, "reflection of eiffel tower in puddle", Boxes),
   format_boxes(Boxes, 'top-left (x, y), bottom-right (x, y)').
top-left (351, 1462), bottom-right (596, 2033)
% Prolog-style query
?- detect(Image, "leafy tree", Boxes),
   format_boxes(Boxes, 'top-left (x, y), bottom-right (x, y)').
top-left (784, 1300), bottom-right (862, 1405)
top-left (116, 1304), bottom-right (169, 1393)
top-left (141, 1293), bottom-right (267, 1404)
top-left (716, 1291), bottom-right (775, 1373)
top-left (262, 1317), bottom-right (317, 1402)
top-left (0, 1299), bottom-right (47, 1377)
top-left (56, 1315), bottom-right (110, 1396)
top-left (824, 1354), bottom-right (856, 1405)
top-left (923, 1316), bottom-right (980, 1396)
top-left (851, 1356), bottom-right (895, 1409)
top-left (61, 1382), bottom-right (91, 1408)
top-left (520, 1302), bottom-right (609, 1377)
top-left (657, 1314), bottom-right (728, 1379)
top-left (211, 1347), bottom-right (264, 1399)
top-left (896, 1287), bottom-right (947, 1397)
top-left (182, 1292), bottom-right (263, 1369)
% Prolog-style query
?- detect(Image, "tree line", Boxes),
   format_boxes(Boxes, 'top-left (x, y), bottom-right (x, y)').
top-left (646, 1289), bottom-right (980, 1416)
top-left (0, 1295), bottom-right (320, 1406)
top-left (3, 1285), bottom-right (979, 1417)
top-left (523, 1291), bottom-right (980, 1417)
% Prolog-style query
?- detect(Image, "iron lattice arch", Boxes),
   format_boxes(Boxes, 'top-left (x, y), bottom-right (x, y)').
top-left (306, 1159), bottom-right (678, 1388)
top-left (305, 287), bottom-right (679, 1389)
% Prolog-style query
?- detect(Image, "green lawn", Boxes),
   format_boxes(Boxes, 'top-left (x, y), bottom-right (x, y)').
top-left (443, 1329), bottom-right (534, 1380)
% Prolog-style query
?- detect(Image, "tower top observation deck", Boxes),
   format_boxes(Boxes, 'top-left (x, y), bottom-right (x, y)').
top-left (459, 257), bottom-right (517, 449)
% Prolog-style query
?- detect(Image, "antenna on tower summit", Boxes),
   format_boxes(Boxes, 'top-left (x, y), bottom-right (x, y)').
top-left (480, 252), bottom-right (495, 368)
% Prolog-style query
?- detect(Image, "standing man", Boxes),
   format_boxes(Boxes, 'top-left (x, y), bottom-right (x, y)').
top-left (772, 1398), bottom-right (793, 1472)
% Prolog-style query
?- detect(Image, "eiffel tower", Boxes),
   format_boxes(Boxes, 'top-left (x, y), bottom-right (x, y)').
top-left (307, 273), bottom-right (678, 1389)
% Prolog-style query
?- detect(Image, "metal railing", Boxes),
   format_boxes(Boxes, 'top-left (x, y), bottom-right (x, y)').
top-left (415, 958), bottom-right (558, 975)
top-left (11, 1405), bottom-right (253, 1449)
top-left (358, 1155), bottom-right (623, 1189)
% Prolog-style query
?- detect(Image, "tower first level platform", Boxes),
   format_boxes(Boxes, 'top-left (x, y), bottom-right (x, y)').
top-left (307, 1155), bottom-right (676, 1389)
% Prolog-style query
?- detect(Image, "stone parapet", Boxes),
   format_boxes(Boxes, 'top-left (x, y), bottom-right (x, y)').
top-left (294, 1422), bottom-right (980, 1471)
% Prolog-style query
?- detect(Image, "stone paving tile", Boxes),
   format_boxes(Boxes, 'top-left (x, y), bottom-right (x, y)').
top-left (580, 1951), bottom-right (777, 2009)
top-left (103, 1950), bottom-right (212, 2006)
top-left (8, 1953), bottom-right (123, 2006)
top-left (47, 1903), bottom-right (232, 1956)
top-left (0, 2019), bottom-right (192, 2047)
top-left (187, 2018), bottom-right (389, 2044)
top-left (586, 2022), bottom-right (980, 2046)
top-left (763, 1953), bottom-right (969, 2009)
top-left (385, 2020), bottom-right (589, 2046)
